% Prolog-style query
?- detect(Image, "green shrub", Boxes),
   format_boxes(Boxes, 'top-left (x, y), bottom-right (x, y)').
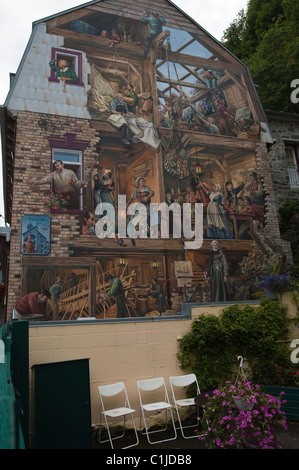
top-left (177, 299), bottom-right (291, 391)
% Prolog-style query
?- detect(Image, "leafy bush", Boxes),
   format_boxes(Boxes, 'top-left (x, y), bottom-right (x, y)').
top-left (272, 365), bottom-right (299, 387)
top-left (177, 299), bottom-right (291, 391)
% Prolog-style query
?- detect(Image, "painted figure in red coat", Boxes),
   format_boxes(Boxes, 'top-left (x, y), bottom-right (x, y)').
top-left (15, 290), bottom-right (51, 320)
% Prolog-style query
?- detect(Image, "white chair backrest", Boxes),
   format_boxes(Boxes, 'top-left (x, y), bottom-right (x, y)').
top-left (170, 374), bottom-right (197, 388)
top-left (99, 382), bottom-right (125, 397)
top-left (137, 377), bottom-right (165, 392)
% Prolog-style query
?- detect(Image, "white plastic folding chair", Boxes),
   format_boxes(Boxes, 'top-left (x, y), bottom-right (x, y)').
top-left (98, 382), bottom-right (139, 449)
top-left (137, 377), bottom-right (177, 444)
top-left (169, 373), bottom-right (201, 439)
top-left (12, 308), bottom-right (21, 319)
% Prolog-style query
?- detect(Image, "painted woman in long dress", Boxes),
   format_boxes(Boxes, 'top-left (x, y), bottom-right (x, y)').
top-left (200, 182), bottom-right (234, 239)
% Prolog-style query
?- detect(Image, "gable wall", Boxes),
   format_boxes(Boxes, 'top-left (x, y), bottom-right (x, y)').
top-left (4, 1), bottom-right (293, 325)
top-left (7, 23), bottom-right (91, 119)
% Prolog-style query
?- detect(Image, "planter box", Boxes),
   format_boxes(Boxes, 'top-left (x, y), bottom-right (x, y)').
top-left (265, 386), bottom-right (299, 422)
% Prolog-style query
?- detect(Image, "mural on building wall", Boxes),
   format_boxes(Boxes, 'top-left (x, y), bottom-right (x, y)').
top-left (16, 261), bottom-right (175, 320)
top-left (81, 8), bottom-right (260, 140)
top-left (8, 1), bottom-right (278, 321)
top-left (29, 159), bottom-right (87, 213)
top-left (42, 3), bottom-right (267, 238)
top-left (17, 267), bottom-right (89, 321)
top-left (20, 215), bottom-right (51, 255)
top-left (49, 58), bottom-right (79, 84)
top-left (16, 233), bottom-right (276, 321)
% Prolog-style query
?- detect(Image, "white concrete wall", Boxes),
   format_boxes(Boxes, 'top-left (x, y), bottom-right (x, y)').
top-left (27, 296), bottom-right (298, 443)
top-left (28, 317), bottom-right (197, 435)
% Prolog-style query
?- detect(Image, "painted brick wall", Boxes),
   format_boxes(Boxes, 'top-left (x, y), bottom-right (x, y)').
top-left (6, 111), bottom-right (99, 314)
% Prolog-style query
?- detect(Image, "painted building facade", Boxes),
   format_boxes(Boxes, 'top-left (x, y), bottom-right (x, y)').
top-left (1, 0), bottom-right (292, 322)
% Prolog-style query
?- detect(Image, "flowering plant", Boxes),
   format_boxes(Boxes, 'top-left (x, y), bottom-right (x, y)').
top-left (263, 274), bottom-right (290, 293)
top-left (273, 365), bottom-right (299, 387)
top-left (44, 190), bottom-right (70, 212)
top-left (197, 381), bottom-right (287, 449)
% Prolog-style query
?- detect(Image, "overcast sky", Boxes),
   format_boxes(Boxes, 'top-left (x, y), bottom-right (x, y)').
top-left (0, 0), bottom-right (249, 224)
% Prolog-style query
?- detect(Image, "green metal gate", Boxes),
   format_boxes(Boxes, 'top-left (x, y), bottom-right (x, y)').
top-left (32, 359), bottom-right (92, 449)
top-left (0, 321), bottom-right (28, 449)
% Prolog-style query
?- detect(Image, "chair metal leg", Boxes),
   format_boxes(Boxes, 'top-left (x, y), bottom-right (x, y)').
top-left (99, 412), bottom-right (116, 448)
top-left (140, 407), bottom-right (177, 445)
top-left (123, 414), bottom-right (139, 449)
top-left (174, 405), bottom-right (199, 439)
top-left (99, 412), bottom-right (139, 449)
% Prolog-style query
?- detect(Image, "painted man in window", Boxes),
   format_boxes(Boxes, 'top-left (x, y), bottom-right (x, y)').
top-left (49, 58), bottom-right (79, 83)
top-left (29, 160), bottom-right (86, 210)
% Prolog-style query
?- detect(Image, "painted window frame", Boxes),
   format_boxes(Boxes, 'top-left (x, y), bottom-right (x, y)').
top-left (20, 214), bottom-right (51, 256)
top-left (52, 148), bottom-right (84, 211)
top-left (47, 133), bottom-right (89, 214)
top-left (48, 47), bottom-right (85, 86)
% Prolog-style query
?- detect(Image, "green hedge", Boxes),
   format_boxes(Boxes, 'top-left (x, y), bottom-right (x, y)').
top-left (177, 299), bottom-right (291, 391)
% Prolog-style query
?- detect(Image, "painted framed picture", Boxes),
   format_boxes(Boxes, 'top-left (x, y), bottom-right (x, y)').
top-left (20, 214), bottom-right (51, 256)
top-left (23, 265), bottom-right (90, 321)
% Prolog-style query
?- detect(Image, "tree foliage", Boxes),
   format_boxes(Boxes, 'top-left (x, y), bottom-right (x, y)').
top-left (221, 9), bottom-right (246, 60)
top-left (221, 0), bottom-right (299, 112)
top-left (240, 0), bottom-right (284, 59)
